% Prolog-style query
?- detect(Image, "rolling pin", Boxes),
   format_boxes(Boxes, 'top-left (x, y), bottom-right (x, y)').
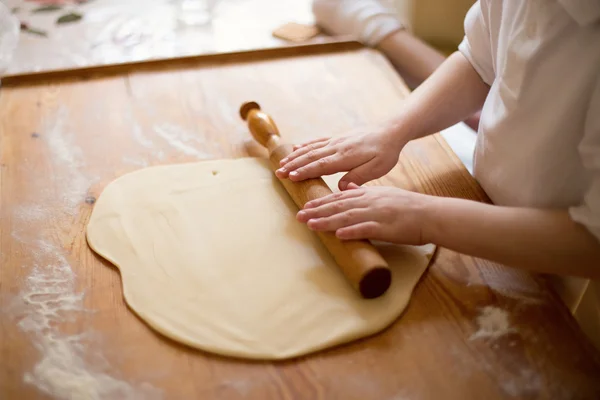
top-left (239, 101), bottom-right (392, 299)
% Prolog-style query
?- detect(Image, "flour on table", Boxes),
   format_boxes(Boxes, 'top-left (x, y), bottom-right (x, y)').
top-left (500, 368), bottom-right (542, 399)
top-left (129, 118), bottom-right (163, 161)
top-left (13, 204), bottom-right (48, 222)
top-left (153, 123), bottom-right (211, 159)
top-left (44, 106), bottom-right (98, 210)
top-left (470, 306), bottom-right (516, 340)
top-left (122, 156), bottom-right (149, 168)
top-left (479, 267), bottom-right (543, 304)
top-left (219, 380), bottom-right (254, 397)
top-left (132, 121), bottom-right (154, 148)
top-left (8, 106), bottom-right (160, 399)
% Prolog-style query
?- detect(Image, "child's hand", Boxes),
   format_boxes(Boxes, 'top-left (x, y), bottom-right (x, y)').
top-left (276, 127), bottom-right (404, 191)
top-left (296, 183), bottom-right (432, 245)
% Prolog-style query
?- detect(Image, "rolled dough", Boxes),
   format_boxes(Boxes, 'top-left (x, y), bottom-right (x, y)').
top-left (86, 157), bottom-right (434, 360)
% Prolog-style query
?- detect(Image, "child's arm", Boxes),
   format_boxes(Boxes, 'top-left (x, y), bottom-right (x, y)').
top-left (414, 70), bottom-right (600, 278)
top-left (386, 51), bottom-right (489, 142)
top-left (426, 198), bottom-right (600, 279)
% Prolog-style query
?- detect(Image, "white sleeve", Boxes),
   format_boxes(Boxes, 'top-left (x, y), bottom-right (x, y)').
top-left (457, 1), bottom-right (495, 85)
top-left (570, 74), bottom-right (600, 242)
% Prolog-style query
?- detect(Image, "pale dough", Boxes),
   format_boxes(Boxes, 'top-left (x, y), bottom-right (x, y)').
top-left (86, 158), bottom-right (435, 360)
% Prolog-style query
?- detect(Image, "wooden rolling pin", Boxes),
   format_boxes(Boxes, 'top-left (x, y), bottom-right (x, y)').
top-left (239, 101), bottom-right (392, 299)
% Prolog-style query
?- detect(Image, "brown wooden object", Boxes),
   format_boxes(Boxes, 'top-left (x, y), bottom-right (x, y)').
top-left (240, 101), bottom-right (391, 299)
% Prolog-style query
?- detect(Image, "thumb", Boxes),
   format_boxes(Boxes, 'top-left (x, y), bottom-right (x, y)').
top-left (339, 161), bottom-right (375, 191)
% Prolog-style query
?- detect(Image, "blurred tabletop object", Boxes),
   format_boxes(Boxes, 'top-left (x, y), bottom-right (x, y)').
top-left (2, 0), bottom-right (323, 76)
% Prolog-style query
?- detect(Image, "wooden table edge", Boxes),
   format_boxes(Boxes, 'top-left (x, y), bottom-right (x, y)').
top-left (0, 37), bottom-right (363, 87)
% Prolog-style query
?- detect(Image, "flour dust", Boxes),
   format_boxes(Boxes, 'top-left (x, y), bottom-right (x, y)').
top-left (9, 106), bottom-right (160, 399)
top-left (44, 106), bottom-right (98, 211)
top-left (470, 306), bottom-right (516, 340)
top-left (500, 368), bottom-right (542, 399)
top-left (132, 121), bottom-right (154, 149)
top-left (153, 123), bottom-right (211, 159)
top-left (122, 156), bottom-right (149, 168)
top-left (126, 120), bottom-right (216, 166)
top-left (479, 267), bottom-right (544, 304)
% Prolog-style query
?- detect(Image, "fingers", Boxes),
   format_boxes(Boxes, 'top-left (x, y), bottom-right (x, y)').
top-left (336, 221), bottom-right (382, 240)
top-left (292, 137), bottom-right (330, 151)
top-left (303, 187), bottom-right (364, 209)
top-left (306, 208), bottom-right (373, 232)
top-left (276, 146), bottom-right (338, 179)
top-left (296, 196), bottom-right (364, 222)
top-left (280, 138), bottom-right (330, 166)
top-left (288, 154), bottom-right (351, 181)
top-left (338, 158), bottom-right (377, 190)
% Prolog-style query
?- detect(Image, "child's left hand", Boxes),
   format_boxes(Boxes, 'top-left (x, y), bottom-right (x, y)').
top-left (296, 183), bottom-right (432, 245)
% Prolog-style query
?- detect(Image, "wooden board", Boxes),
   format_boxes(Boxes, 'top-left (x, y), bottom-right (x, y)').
top-left (1, 44), bottom-right (599, 400)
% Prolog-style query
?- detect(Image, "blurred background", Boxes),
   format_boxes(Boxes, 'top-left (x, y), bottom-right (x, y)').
top-left (0, 0), bottom-right (474, 76)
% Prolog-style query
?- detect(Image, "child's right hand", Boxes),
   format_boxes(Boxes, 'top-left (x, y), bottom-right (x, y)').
top-left (275, 126), bottom-right (405, 191)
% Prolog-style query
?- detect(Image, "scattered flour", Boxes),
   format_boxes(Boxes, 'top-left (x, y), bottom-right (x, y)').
top-left (44, 106), bottom-right (98, 210)
top-left (123, 114), bottom-right (153, 169)
top-left (13, 203), bottom-right (48, 222)
top-left (500, 368), bottom-right (542, 398)
top-left (131, 122), bottom-right (154, 149)
top-left (122, 156), bottom-right (149, 168)
top-left (216, 99), bottom-right (236, 124)
top-left (24, 338), bottom-right (153, 400)
top-left (128, 117), bottom-right (163, 161)
top-left (387, 392), bottom-right (412, 400)
top-left (219, 380), bottom-right (254, 397)
top-left (470, 306), bottom-right (516, 340)
top-left (14, 242), bottom-right (159, 400)
top-left (9, 106), bottom-right (160, 399)
top-left (45, 107), bottom-right (84, 169)
top-left (153, 123), bottom-right (211, 159)
top-left (479, 267), bottom-right (543, 304)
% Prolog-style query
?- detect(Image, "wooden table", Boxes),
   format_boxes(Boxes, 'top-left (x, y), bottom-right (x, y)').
top-left (1, 41), bottom-right (599, 400)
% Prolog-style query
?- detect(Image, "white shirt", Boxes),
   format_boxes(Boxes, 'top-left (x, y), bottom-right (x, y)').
top-left (458, 0), bottom-right (600, 349)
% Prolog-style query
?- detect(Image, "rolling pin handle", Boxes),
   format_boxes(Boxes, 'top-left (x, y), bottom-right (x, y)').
top-left (239, 101), bottom-right (261, 120)
top-left (240, 101), bottom-right (281, 151)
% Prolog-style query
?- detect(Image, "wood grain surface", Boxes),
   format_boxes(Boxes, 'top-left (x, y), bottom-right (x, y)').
top-left (1, 45), bottom-right (600, 400)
